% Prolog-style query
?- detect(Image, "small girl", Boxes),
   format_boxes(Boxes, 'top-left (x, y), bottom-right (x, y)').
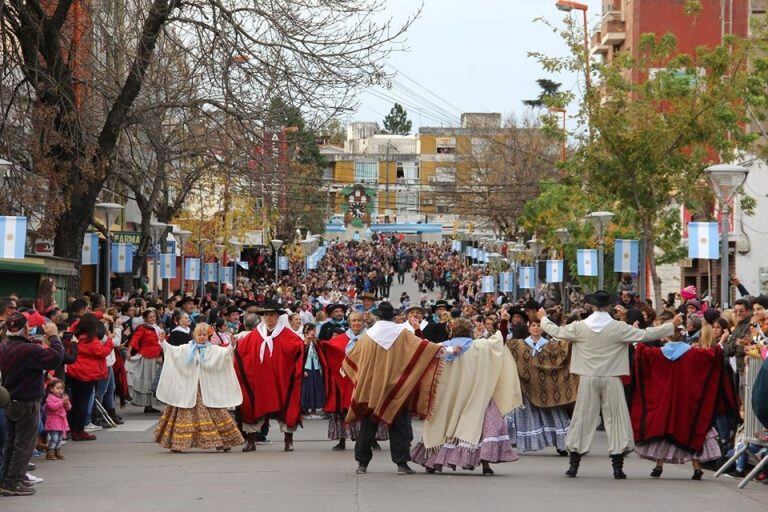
top-left (44, 379), bottom-right (71, 460)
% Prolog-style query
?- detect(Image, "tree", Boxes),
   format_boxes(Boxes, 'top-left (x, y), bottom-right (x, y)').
top-left (523, 79), bottom-right (562, 108)
top-left (0, 0), bottom-right (419, 291)
top-left (382, 103), bottom-right (412, 135)
top-left (528, 15), bottom-right (768, 309)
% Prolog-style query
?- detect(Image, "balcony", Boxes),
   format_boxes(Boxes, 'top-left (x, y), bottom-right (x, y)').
top-left (590, 10), bottom-right (625, 55)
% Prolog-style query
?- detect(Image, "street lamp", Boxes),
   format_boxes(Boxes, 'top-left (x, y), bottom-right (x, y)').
top-left (150, 222), bottom-right (169, 299)
top-left (95, 202), bottom-right (124, 306)
top-left (555, 227), bottom-right (572, 310)
top-left (555, 1), bottom-right (591, 90)
top-left (586, 211), bottom-right (615, 290)
top-left (271, 238), bottom-right (284, 285)
top-left (704, 164), bottom-right (750, 309)
top-left (528, 236), bottom-right (545, 292)
top-left (215, 243), bottom-right (225, 294)
top-left (174, 228), bottom-right (192, 295)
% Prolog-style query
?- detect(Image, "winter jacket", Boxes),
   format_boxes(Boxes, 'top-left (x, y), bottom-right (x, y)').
top-left (65, 335), bottom-right (114, 382)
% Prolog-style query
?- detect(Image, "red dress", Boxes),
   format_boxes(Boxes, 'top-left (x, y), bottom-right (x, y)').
top-left (317, 332), bottom-right (354, 414)
top-left (234, 326), bottom-right (304, 428)
top-left (130, 324), bottom-right (163, 359)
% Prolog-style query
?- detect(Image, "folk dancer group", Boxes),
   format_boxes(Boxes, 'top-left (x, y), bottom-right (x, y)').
top-left (151, 290), bottom-right (742, 480)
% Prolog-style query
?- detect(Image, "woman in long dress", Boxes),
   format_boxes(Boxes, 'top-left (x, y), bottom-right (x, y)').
top-left (154, 323), bottom-right (244, 452)
top-left (127, 308), bottom-right (164, 413)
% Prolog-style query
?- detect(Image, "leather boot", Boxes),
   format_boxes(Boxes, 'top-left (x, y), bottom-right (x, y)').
top-left (242, 434), bottom-right (256, 453)
top-left (54, 448), bottom-right (65, 460)
top-left (108, 408), bottom-right (124, 425)
top-left (46, 449), bottom-right (57, 461)
top-left (284, 433), bottom-right (294, 452)
top-left (332, 439), bottom-right (346, 451)
top-left (611, 454), bottom-right (627, 480)
top-left (565, 452), bottom-right (581, 478)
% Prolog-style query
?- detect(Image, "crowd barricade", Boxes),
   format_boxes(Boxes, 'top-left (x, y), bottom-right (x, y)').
top-left (715, 355), bottom-right (768, 489)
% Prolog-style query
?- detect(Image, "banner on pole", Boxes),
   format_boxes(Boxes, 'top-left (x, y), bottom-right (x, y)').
top-left (481, 275), bottom-right (495, 293)
top-left (545, 260), bottom-right (564, 283)
top-left (203, 262), bottom-right (218, 283)
top-left (81, 232), bottom-right (100, 265)
top-left (499, 272), bottom-right (515, 293)
top-left (518, 266), bottom-right (535, 289)
top-left (687, 222), bottom-right (719, 260)
top-left (278, 256), bottom-right (289, 271)
top-left (0, 216), bottom-right (27, 259)
top-left (219, 265), bottom-right (233, 284)
top-left (451, 240), bottom-right (462, 252)
top-left (614, 239), bottom-right (639, 273)
top-left (159, 253), bottom-right (176, 279)
top-left (577, 249), bottom-right (598, 277)
top-left (110, 243), bottom-right (133, 273)
top-left (184, 258), bottom-right (200, 281)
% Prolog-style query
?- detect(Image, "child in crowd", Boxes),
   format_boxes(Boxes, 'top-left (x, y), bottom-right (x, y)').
top-left (44, 379), bottom-right (71, 460)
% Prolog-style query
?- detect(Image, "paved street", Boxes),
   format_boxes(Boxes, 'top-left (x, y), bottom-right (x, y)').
top-left (5, 410), bottom-right (768, 512)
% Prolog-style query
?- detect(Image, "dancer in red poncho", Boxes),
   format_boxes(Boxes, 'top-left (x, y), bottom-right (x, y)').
top-left (234, 301), bottom-right (304, 452)
top-left (317, 311), bottom-right (388, 451)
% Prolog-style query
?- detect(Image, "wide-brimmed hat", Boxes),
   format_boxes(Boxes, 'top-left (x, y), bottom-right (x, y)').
top-left (372, 301), bottom-right (396, 321)
top-left (360, 292), bottom-right (378, 302)
top-left (176, 296), bottom-right (195, 308)
top-left (431, 299), bottom-right (452, 312)
top-left (256, 301), bottom-right (288, 315)
top-left (325, 303), bottom-right (348, 315)
top-left (508, 306), bottom-right (527, 319)
top-left (522, 300), bottom-right (540, 310)
top-left (225, 306), bottom-right (241, 316)
top-left (584, 290), bottom-right (615, 308)
top-left (404, 306), bottom-right (427, 317)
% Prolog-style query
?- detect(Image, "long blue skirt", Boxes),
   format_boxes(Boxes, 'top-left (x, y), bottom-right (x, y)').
top-left (301, 369), bottom-right (325, 411)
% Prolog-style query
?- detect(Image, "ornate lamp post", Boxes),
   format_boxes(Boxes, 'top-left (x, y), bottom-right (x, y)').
top-left (95, 202), bottom-right (124, 306)
top-left (555, 227), bottom-right (572, 310)
top-left (586, 211), bottom-right (614, 290)
top-left (149, 222), bottom-right (168, 298)
top-left (173, 228), bottom-right (192, 295)
top-left (271, 238), bottom-right (284, 285)
top-left (527, 236), bottom-right (545, 292)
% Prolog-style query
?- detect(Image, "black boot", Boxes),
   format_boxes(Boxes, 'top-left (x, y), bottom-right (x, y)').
top-left (565, 452), bottom-right (581, 478)
top-left (611, 454), bottom-right (627, 480)
top-left (107, 409), bottom-right (124, 425)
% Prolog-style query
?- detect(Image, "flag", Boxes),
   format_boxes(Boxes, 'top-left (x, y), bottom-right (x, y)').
top-left (471, 248), bottom-right (478, 260)
top-left (546, 260), bottom-right (564, 283)
top-left (577, 249), bottom-right (598, 276)
top-left (203, 263), bottom-right (218, 282)
top-left (278, 256), bottom-right (289, 271)
top-left (0, 216), bottom-right (27, 259)
top-left (159, 253), bottom-right (176, 279)
top-left (219, 265), bottom-right (233, 284)
top-left (184, 258), bottom-right (200, 281)
top-left (81, 232), bottom-right (100, 265)
top-left (499, 272), bottom-right (515, 293)
top-left (614, 239), bottom-right (639, 273)
top-left (451, 240), bottom-right (462, 252)
top-left (688, 222), bottom-right (719, 260)
top-left (307, 255), bottom-right (317, 270)
top-left (110, 243), bottom-right (133, 273)
top-left (518, 266), bottom-right (535, 289)
top-left (481, 275), bottom-right (495, 293)
top-left (237, 261), bottom-right (249, 270)
top-left (464, 246), bottom-right (471, 257)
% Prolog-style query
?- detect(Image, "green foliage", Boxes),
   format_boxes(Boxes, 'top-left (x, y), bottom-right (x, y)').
top-left (382, 103), bottom-right (412, 135)
top-left (523, 79), bottom-right (563, 108)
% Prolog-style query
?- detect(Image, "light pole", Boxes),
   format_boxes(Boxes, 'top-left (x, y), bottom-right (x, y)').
top-left (95, 202), bottom-right (124, 306)
top-left (271, 238), bottom-right (283, 286)
top-left (528, 237), bottom-right (545, 294)
top-left (586, 211), bottom-right (614, 290)
top-left (229, 238), bottom-right (243, 283)
top-left (150, 222), bottom-right (168, 299)
top-left (704, 164), bottom-right (750, 309)
top-left (215, 243), bottom-right (225, 295)
top-left (174, 228), bottom-right (192, 295)
top-left (555, 1), bottom-right (591, 90)
top-left (555, 227), bottom-right (572, 310)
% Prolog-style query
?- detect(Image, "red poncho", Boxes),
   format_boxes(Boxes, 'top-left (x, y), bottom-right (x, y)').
top-left (234, 326), bottom-right (305, 429)
top-left (317, 332), bottom-right (354, 415)
top-left (631, 344), bottom-right (738, 453)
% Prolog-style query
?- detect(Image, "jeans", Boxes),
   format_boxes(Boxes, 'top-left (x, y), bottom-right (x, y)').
top-left (355, 410), bottom-right (413, 466)
top-left (95, 367), bottom-right (116, 411)
top-left (1, 400), bottom-right (40, 485)
top-left (47, 430), bottom-right (63, 450)
top-left (66, 377), bottom-right (97, 432)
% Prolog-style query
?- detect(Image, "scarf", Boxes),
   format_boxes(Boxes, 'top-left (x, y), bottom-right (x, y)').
top-left (661, 341), bottom-right (691, 361)
top-left (186, 341), bottom-right (210, 365)
top-left (344, 328), bottom-right (365, 354)
top-left (143, 322), bottom-right (163, 335)
top-left (404, 319), bottom-right (429, 334)
top-left (365, 320), bottom-right (407, 351)
top-left (172, 326), bottom-right (190, 334)
top-left (441, 337), bottom-right (474, 362)
top-left (583, 311), bottom-right (613, 333)
top-left (256, 321), bottom-right (285, 362)
top-left (524, 336), bottom-right (550, 356)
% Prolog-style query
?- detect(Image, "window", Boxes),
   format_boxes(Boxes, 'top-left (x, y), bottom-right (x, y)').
top-left (355, 161), bottom-right (378, 183)
top-left (254, 197), bottom-right (264, 209)
top-left (396, 161), bottom-right (419, 183)
top-left (471, 138), bottom-right (489, 157)
top-left (397, 191), bottom-right (419, 212)
top-left (436, 198), bottom-right (450, 214)
top-left (322, 166), bottom-right (333, 181)
top-left (436, 137), bottom-right (456, 154)
top-left (434, 167), bottom-right (456, 183)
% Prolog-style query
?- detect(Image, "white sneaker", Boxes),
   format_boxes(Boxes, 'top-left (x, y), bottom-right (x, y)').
top-left (84, 423), bottom-right (103, 432)
top-left (25, 473), bottom-right (44, 484)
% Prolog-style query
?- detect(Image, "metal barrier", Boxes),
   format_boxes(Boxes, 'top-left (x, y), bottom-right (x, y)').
top-left (715, 355), bottom-right (768, 488)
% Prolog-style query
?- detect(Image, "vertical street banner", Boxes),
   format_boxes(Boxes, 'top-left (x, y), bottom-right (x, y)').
top-left (688, 222), bottom-right (720, 260)
top-left (278, 256), bottom-right (289, 271)
top-left (545, 260), bottom-right (564, 283)
top-left (577, 249), bottom-right (598, 276)
top-left (499, 272), bottom-right (515, 293)
top-left (81, 232), bottom-right (100, 265)
top-left (204, 263), bottom-right (218, 283)
top-left (110, 243), bottom-right (133, 273)
top-left (0, 216), bottom-right (27, 259)
top-left (613, 239), bottom-right (639, 273)
top-left (184, 258), bottom-right (200, 281)
top-left (451, 240), bottom-right (462, 252)
top-left (159, 253), bottom-right (176, 279)
top-left (464, 246), bottom-right (472, 257)
top-left (518, 266), bottom-right (535, 289)
top-left (471, 247), bottom-right (479, 261)
top-left (219, 265), bottom-right (234, 284)
top-left (481, 275), bottom-right (495, 293)
top-left (307, 254), bottom-right (317, 270)
top-left (478, 249), bottom-right (486, 263)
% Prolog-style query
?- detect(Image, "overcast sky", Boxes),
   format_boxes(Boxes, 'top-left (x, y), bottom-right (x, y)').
top-left (353, 0), bottom-right (603, 128)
